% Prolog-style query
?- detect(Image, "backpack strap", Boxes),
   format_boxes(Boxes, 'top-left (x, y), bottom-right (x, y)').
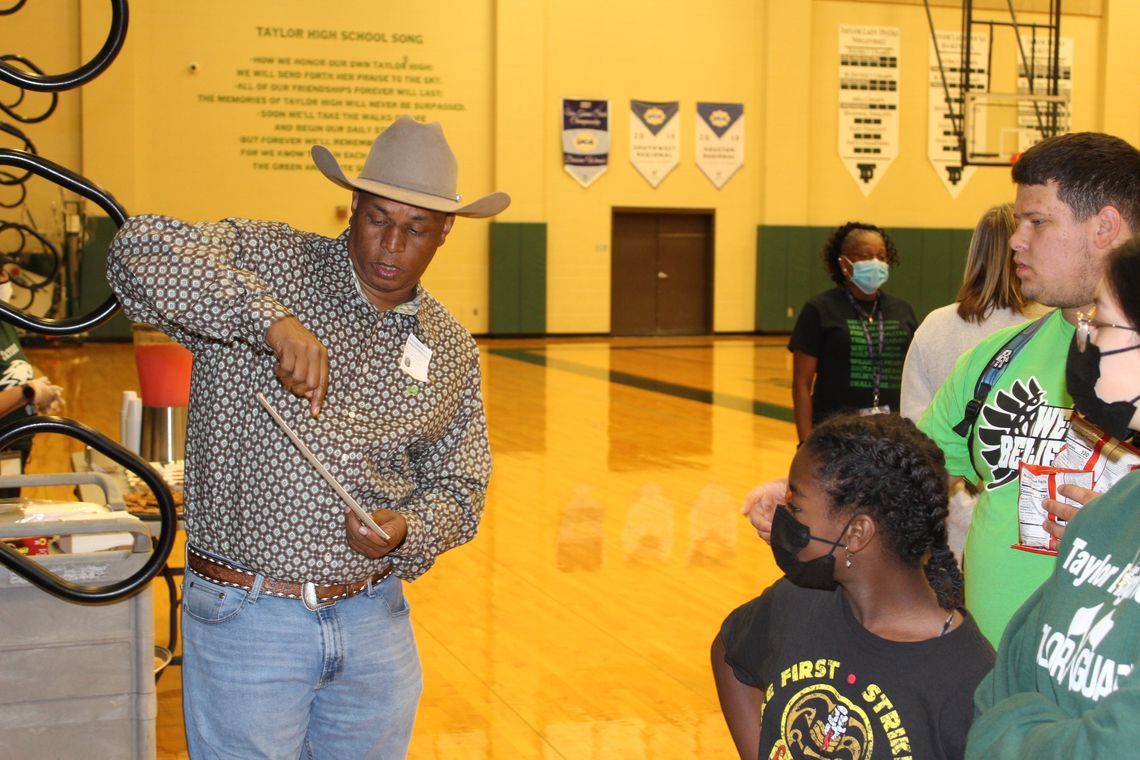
top-left (952, 312), bottom-right (1053, 478)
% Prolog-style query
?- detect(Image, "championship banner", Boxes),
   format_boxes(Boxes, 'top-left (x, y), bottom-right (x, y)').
top-left (562, 98), bottom-right (610, 188)
top-left (695, 102), bottom-right (743, 189)
top-left (1017, 37), bottom-right (1072, 153)
top-left (837, 25), bottom-right (900, 196)
top-left (630, 99), bottom-right (680, 188)
top-left (928, 30), bottom-right (987, 198)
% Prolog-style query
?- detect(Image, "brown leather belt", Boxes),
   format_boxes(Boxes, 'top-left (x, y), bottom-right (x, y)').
top-left (187, 547), bottom-right (393, 610)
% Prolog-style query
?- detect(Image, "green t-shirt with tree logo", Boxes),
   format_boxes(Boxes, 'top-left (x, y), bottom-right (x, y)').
top-left (919, 309), bottom-right (1074, 646)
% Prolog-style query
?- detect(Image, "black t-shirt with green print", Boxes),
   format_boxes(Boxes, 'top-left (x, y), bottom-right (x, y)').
top-left (789, 287), bottom-right (917, 424)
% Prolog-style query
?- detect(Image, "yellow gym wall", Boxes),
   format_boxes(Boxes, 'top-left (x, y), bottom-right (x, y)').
top-left (0, 2), bottom-right (82, 238)
top-left (4, 1), bottom-right (1137, 334)
top-left (78, 1), bottom-right (497, 327)
top-left (500, 0), bottom-right (767, 333)
top-left (803, 1), bottom-right (1094, 229)
top-left (496, 0), bottom-right (1124, 333)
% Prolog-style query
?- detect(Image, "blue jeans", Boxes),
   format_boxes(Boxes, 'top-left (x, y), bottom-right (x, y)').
top-left (181, 551), bottom-right (422, 759)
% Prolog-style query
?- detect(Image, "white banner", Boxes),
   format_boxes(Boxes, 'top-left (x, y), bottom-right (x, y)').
top-left (837, 25), bottom-right (900, 196)
top-left (928, 30), bottom-right (988, 198)
top-left (562, 98), bottom-right (610, 188)
top-left (695, 102), bottom-right (744, 189)
top-left (630, 100), bottom-right (680, 188)
top-left (1017, 37), bottom-right (1073, 153)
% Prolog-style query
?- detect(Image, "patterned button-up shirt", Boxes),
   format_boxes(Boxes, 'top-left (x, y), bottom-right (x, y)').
top-left (107, 215), bottom-right (490, 583)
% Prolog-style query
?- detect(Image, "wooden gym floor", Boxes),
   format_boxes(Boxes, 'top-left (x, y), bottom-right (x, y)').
top-left (22, 334), bottom-right (795, 759)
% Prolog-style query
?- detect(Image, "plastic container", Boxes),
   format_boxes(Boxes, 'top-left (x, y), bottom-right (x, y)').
top-left (0, 473), bottom-right (157, 759)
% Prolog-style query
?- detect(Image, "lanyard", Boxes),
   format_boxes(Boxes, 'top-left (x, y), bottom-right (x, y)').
top-left (846, 291), bottom-right (885, 407)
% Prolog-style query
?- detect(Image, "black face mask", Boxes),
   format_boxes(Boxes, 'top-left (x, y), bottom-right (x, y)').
top-left (1066, 335), bottom-right (1140, 443)
top-left (770, 505), bottom-right (853, 591)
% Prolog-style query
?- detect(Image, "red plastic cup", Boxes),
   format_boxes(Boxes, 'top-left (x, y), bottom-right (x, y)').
top-left (132, 325), bottom-right (192, 407)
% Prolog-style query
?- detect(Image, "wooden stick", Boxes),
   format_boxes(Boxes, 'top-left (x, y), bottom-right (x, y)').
top-left (255, 393), bottom-right (391, 541)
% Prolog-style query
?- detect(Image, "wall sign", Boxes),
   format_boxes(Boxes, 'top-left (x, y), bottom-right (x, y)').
top-left (695, 102), bottom-right (743, 189)
top-left (630, 99), bottom-right (680, 188)
top-left (562, 98), bottom-right (610, 188)
top-left (837, 25), bottom-right (900, 196)
top-left (928, 30), bottom-right (988, 198)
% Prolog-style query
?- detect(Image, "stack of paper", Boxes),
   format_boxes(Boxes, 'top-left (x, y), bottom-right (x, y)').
top-left (57, 533), bottom-right (134, 553)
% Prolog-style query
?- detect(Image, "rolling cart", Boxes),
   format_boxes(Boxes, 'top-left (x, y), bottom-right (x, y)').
top-left (0, 472), bottom-right (158, 758)
top-left (0, 11), bottom-right (176, 753)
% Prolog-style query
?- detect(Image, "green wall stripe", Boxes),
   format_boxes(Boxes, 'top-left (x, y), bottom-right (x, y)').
top-left (756, 224), bottom-right (972, 332)
top-left (490, 221), bottom-right (547, 335)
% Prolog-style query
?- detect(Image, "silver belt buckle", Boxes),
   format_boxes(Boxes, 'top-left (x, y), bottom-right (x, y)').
top-left (302, 581), bottom-right (335, 611)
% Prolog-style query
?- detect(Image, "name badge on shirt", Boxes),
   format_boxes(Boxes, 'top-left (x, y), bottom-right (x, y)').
top-left (400, 333), bottom-right (432, 382)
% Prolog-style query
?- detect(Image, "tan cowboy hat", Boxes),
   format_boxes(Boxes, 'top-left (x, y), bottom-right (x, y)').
top-left (311, 116), bottom-right (510, 218)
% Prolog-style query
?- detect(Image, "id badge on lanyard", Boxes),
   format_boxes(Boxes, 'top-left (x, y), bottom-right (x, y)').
top-left (858, 403), bottom-right (890, 416)
top-left (847, 292), bottom-right (887, 415)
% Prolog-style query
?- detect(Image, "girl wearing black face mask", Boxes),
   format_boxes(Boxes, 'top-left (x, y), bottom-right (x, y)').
top-left (1065, 296), bottom-right (1140, 444)
top-left (711, 414), bottom-right (994, 760)
top-left (1040, 239), bottom-right (1140, 543)
top-left (967, 236), bottom-right (1140, 759)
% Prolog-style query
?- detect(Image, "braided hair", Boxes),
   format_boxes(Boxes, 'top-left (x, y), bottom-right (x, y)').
top-left (801, 414), bottom-right (964, 610)
top-left (822, 221), bottom-right (900, 287)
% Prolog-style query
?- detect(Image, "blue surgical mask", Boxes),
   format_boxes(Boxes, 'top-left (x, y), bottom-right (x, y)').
top-left (843, 257), bottom-right (889, 295)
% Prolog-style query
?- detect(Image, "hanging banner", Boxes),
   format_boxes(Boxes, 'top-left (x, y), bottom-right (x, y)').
top-left (837, 25), bottom-right (900, 195)
top-left (928, 30), bottom-right (988, 198)
top-left (695, 102), bottom-right (744, 189)
top-left (630, 99), bottom-right (680, 188)
top-left (1016, 37), bottom-right (1073, 153)
top-left (562, 98), bottom-right (610, 188)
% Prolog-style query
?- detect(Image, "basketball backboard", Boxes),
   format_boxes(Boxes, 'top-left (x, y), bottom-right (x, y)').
top-left (963, 91), bottom-right (1069, 165)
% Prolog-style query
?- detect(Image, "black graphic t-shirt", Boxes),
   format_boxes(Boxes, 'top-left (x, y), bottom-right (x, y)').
top-left (721, 580), bottom-right (994, 760)
top-left (789, 288), bottom-right (917, 424)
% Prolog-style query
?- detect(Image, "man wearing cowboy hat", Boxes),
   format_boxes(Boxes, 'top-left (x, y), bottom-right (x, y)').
top-left (107, 115), bottom-right (509, 758)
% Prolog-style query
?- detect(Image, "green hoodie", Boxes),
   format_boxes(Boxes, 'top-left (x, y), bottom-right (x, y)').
top-left (967, 469), bottom-right (1140, 757)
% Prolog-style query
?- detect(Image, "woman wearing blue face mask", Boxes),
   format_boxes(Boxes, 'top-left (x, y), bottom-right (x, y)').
top-left (967, 236), bottom-right (1140, 759)
top-left (712, 413), bottom-right (994, 760)
top-left (788, 222), bottom-right (917, 444)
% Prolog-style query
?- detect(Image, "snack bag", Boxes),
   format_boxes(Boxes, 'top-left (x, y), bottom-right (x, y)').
top-left (1015, 463), bottom-right (1093, 555)
top-left (1014, 413), bottom-right (1140, 556)
top-left (1051, 412), bottom-right (1140, 491)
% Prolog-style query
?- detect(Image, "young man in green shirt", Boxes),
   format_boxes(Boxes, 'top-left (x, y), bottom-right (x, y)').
top-left (918, 132), bottom-right (1140, 645)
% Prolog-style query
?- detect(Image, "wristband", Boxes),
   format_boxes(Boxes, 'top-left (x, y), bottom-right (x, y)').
top-left (21, 383), bottom-right (35, 414)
